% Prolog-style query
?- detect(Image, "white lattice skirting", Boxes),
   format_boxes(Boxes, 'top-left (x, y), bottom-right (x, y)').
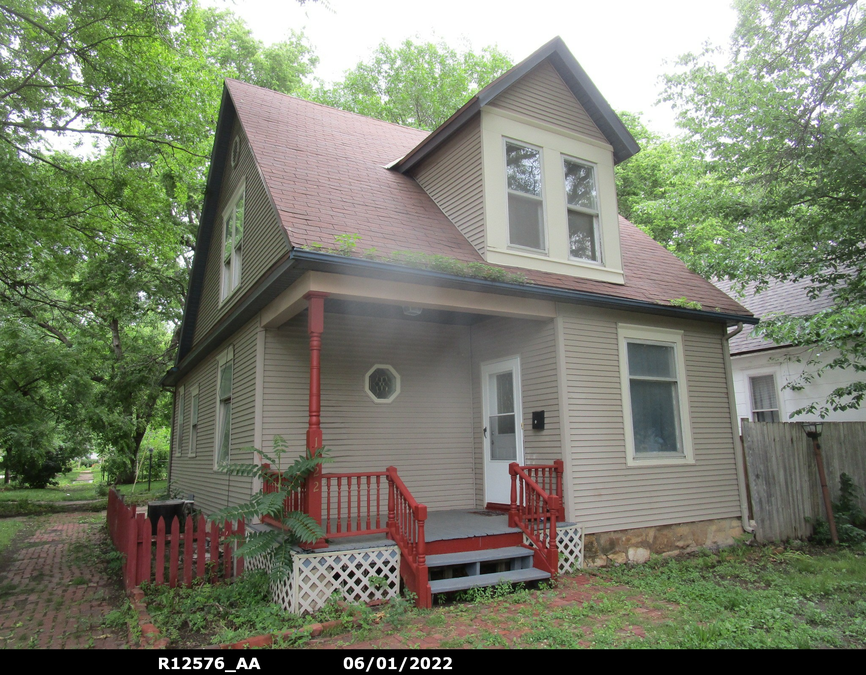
top-left (249, 545), bottom-right (401, 615)
top-left (522, 524), bottom-right (584, 575)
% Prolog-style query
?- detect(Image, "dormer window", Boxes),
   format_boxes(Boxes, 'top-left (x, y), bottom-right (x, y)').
top-left (563, 157), bottom-right (600, 263)
top-left (505, 141), bottom-right (546, 252)
top-left (221, 180), bottom-right (245, 301)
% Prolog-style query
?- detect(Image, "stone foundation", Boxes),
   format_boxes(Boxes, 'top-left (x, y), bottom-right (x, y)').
top-left (583, 518), bottom-right (745, 567)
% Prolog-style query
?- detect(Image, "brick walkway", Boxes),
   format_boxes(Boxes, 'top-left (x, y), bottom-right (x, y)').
top-left (0, 512), bottom-right (128, 649)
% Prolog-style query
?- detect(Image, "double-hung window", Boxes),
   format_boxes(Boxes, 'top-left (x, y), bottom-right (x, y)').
top-left (618, 325), bottom-right (693, 465)
top-left (749, 374), bottom-right (780, 422)
top-left (189, 384), bottom-right (199, 457)
top-left (563, 157), bottom-right (600, 263)
top-left (215, 348), bottom-right (233, 468)
top-left (221, 181), bottom-right (245, 301)
top-left (505, 141), bottom-right (545, 252)
top-left (175, 386), bottom-right (185, 456)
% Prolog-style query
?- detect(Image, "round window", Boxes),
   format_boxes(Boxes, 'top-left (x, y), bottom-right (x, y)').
top-left (365, 364), bottom-right (400, 404)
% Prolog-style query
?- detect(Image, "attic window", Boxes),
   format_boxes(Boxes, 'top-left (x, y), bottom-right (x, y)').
top-left (365, 364), bottom-right (400, 404)
top-left (505, 141), bottom-right (546, 252)
top-left (221, 179), bottom-right (245, 301)
top-left (564, 157), bottom-right (600, 263)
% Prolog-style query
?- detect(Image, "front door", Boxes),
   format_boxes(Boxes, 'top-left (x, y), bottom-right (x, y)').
top-left (482, 357), bottom-right (524, 506)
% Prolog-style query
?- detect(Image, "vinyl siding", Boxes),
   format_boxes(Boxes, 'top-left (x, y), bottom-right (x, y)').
top-left (193, 118), bottom-right (289, 347)
top-left (170, 317), bottom-right (258, 516)
top-left (262, 312), bottom-right (476, 511)
top-left (487, 61), bottom-right (607, 143)
top-left (412, 117), bottom-right (486, 256)
top-left (470, 318), bottom-right (562, 507)
top-left (559, 305), bottom-right (741, 533)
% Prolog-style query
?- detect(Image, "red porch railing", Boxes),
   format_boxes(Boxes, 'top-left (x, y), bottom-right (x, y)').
top-left (386, 466), bottom-right (430, 608)
top-left (107, 488), bottom-right (244, 591)
top-left (520, 460), bottom-right (564, 517)
top-left (322, 472), bottom-right (389, 538)
top-left (508, 462), bottom-right (561, 575)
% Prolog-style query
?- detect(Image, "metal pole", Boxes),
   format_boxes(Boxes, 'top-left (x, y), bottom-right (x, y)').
top-left (812, 438), bottom-right (838, 545)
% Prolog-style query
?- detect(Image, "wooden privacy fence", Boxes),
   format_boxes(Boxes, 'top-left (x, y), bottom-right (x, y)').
top-left (107, 488), bottom-right (244, 590)
top-left (742, 421), bottom-right (866, 542)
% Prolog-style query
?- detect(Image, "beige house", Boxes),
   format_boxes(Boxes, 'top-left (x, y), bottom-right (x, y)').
top-left (165, 37), bottom-right (755, 611)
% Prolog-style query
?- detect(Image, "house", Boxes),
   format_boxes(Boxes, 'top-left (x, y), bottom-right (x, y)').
top-left (164, 37), bottom-right (756, 612)
top-left (713, 278), bottom-right (866, 427)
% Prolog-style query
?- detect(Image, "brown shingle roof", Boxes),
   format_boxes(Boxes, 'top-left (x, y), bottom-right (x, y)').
top-left (227, 79), bottom-right (750, 318)
top-left (713, 279), bottom-right (835, 354)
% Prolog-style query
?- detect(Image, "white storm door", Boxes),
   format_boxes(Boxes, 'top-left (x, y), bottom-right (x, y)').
top-left (482, 357), bottom-right (524, 505)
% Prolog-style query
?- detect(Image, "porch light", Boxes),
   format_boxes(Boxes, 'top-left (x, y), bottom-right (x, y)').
top-left (402, 306), bottom-right (423, 317)
top-left (800, 422), bottom-right (823, 439)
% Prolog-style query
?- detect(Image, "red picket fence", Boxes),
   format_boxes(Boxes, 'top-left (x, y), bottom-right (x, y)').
top-left (107, 488), bottom-right (244, 590)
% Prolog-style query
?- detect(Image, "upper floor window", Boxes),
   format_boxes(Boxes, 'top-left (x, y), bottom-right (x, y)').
top-left (563, 157), bottom-right (600, 263)
top-left (221, 181), bottom-right (245, 301)
top-left (506, 141), bottom-right (545, 252)
top-left (749, 374), bottom-right (780, 422)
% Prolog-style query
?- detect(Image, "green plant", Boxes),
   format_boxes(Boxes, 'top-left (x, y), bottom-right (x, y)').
top-left (334, 233), bottom-right (361, 256)
top-left (810, 473), bottom-right (866, 545)
top-left (669, 297), bottom-right (703, 310)
top-left (209, 436), bottom-right (331, 581)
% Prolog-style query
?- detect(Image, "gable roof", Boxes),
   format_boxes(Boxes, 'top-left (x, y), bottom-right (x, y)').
top-left (171, 50), bottom-right (753, 380)
top-left (391, 36), bottom-right (640, 173)
top-left (713, 278), bottom-right (835, 355)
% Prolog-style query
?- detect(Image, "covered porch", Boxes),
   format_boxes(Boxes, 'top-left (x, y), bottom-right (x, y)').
top-left (257, 272), bottom-right (571, 608)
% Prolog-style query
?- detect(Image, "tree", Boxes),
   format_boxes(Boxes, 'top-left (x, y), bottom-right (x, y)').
top-left (0, 0), bottom-right (318, 480)
top-left (310, 38), bottom-right (513, 130)
top-left (657, 0), bottom-right (866, 416)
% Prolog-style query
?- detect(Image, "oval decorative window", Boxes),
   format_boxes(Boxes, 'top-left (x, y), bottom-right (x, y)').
top-left (365, 364), bottom-right (400, 404)
top-left (231, 135), bottom-right (242, 168)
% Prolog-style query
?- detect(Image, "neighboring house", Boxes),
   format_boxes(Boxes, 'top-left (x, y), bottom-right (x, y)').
top-left (164, 37), bottom-right (755, 611)
top-left (714, 279), bottom-right (866, 427)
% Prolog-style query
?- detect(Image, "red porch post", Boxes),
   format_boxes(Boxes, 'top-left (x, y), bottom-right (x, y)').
top-left (304, 291), bottom-right (328, 547)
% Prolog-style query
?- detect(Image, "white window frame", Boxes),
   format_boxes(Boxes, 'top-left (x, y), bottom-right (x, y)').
top-left (221, 179), bottom-right (245, 302)
top-left (364, 364), bottom-right (401, 404)
top-left (562, 154), bottom-right (602, 265)
top-left (504, 138), bottom-right (548, 255)
top-left (175, 385), bottom-right (185, 456)
top-left (188, 383), bottom-right (200, 458)
top-left (214, 346), bottom-right (233, 469)
top-left (746, 369), bottom-right (784, 423)
top-left (618, 324), bottom-right (694, 466)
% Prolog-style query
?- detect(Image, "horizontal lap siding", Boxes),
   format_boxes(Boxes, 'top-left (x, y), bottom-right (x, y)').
top-left (487, 61), bottom-right (607, 143)
top-left (470, 318), bottom-right (561, 508)
top-left (170, 317), bottom-right (258, 516)
top-left (413, 118), bottom-right (486, 256)
top-left (193, 119), bottom-right (289, 346)
top-left (263, 312), bottom-right (476, 511)
top-left (560, 306), bottom-right (740, 533)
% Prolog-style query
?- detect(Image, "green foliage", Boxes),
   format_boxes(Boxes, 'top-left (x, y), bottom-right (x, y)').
top-left (309, 38), bottom-right (512, 130)
top-left (306, 235), bottom-right (529, 284)
top-left (669, 297), bottom-right (703, 310)
top-left (7, 447), bottom-right (74, 489)
top-left (209, 436), bottom-right (329, 582)
top-left (810, 473), bottom-right (866, 545)
top-left (651, 0), bottom-right (866, 416)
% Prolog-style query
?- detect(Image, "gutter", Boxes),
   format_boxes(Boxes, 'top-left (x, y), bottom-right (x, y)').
top-left (290, 249), bottom-right (759, 327)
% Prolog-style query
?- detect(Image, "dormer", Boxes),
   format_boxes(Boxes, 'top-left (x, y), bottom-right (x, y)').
top-left (394, 37), bottom-right (639, 286)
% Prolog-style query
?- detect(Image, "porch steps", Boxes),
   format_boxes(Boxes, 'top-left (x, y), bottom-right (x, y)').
top-left (426, 545), bottom-right (550, 596)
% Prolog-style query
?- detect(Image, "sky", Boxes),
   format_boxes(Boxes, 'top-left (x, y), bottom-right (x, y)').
top-left (208, 0), bottom-right (740, 135)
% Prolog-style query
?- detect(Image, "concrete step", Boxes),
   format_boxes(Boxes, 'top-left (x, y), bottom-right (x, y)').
top-left (428, 567), bottom-right (550, 595)
top-left (426, 546), bottom-right (534, 569)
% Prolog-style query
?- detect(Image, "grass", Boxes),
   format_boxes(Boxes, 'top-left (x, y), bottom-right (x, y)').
top-left (0, 479), bottom-right (168, 517)
top-left (0, 518), bottom-right (25, 554)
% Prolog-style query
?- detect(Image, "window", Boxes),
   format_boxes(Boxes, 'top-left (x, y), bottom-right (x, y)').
top-left (175, 386), bottom-right (185, 456)
top-left (563, 157), bottom-right (600, 263)
top-left (189, 384), bottom-right (199, 457)
top-left (618, 325), bottom-right (693, 465)
top-left (215, 347), bottom-right (233, 468)
top-left (365, 364), bottom-right (401, 404)
top-left (505, 141), bottom-right (546, 252)
top-left (749, 374), bottom-right (780, 422)
top-left (221, 181), bottom-right (245, 301)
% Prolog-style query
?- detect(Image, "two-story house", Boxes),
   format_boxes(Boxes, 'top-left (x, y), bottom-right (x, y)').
top-left (164, 37), bottom-right (756, 613)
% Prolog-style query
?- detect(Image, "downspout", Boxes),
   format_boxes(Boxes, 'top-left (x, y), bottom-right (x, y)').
top-left (723, 323), bottom-right (755, 533)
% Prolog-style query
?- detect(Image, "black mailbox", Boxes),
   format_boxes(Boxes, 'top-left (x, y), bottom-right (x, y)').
top-left (531, 410), bottom-right (545, 430)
